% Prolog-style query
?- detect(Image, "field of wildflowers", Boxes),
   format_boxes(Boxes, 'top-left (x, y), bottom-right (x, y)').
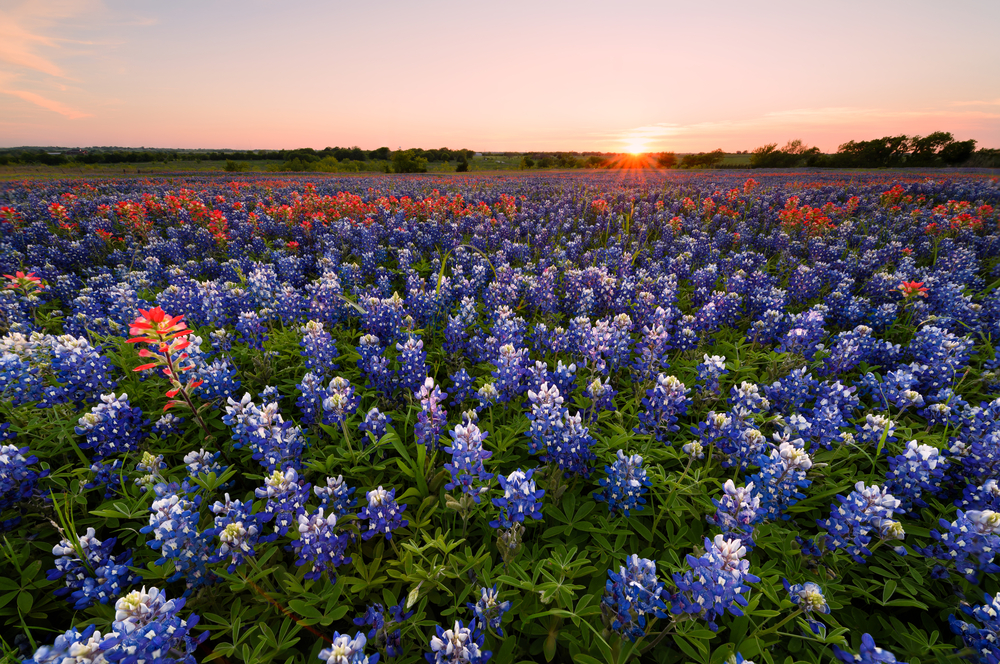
top-left (0, 170), bottom-right (999, 664)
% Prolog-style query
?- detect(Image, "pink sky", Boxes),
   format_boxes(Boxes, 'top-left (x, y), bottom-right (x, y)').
top-left (1, 0), bottom-right (998, 152)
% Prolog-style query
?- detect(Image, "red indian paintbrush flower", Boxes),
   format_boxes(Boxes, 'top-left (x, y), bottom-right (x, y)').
top-left (4, 271), bottom-right (44, 292)
top-left (898, 281), bottom-right (929, 299)
top-left (126, 308), bottom-right (211, 432)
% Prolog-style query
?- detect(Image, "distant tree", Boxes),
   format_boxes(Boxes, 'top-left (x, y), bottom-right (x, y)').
top-left (941, 139), bottom-right (977, 165)
top-left (680, 149), bottom-right (724, 169)
top-left (655, 152), bottom-right (677, 168)
top-left (369, 147), bottom-right (391, 160)
top-left (908, 132), bottom-right (953, 165)
top-left (223, 160), bottom-right (250, 172)
top-left (455, 156), bottom-right (469, 172)
top-left (521, 157), bottom-right (535, 169)
top-left (392, 150), bottom-right (427, 173)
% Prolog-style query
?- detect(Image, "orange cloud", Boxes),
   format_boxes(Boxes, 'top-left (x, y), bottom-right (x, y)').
top-left (0, 9), bottom-right (64, 78)
top-left (1, 88), bottom-right (91, 118)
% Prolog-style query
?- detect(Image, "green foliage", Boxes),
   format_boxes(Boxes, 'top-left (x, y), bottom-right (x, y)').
top-left (392, 150), bottom-right (429, 173)
top-left (680, 149), bottom-right (725, 169)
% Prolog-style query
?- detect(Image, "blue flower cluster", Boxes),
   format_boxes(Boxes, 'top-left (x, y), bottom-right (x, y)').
top-left (593, 450), bottom-right (650, 516)
top-left (354, 601), bottom-right (414, 659)
top-left (950, 592), bottom-right (1000, 664)
top-left (671, 535), bottom-right (760, 631)
top-left (818, 482), bottom-right (904, 563)
top-left (74, 392), bottom-right (148, 461)
top-left (601, 554), bottom-right (668, 641)
top-left (25, 586), bottom-right (206, 664)
top-left (490, 468), bottom-right (544, 529)
top-left (358, 486), bottom-right (408, 541)
top-left (444, 418), bottom-right (493, 501)
top-left (293, 507), bottom-right (353, 583)
top-left (47, 527), bottom-right (137, 610)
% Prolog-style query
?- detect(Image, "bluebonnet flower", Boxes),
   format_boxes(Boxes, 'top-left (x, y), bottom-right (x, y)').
top-left (425, 620), bottom-right (491, 664)
top-left (817, 482), bottom-right (903, 563)
top-left (100, 585), bottom-right (208, 662)
top-left (682, 440), bottom-right (706, 459)
top-left (526, 382), bottom-right (565, 456)
top-left (142, 481), bottom-right (215, 592)
top-left (884, 440), bottom-right (946, 514)
top-left (832, 633), bottom-right (899, 664)
top-left (74, 392), bottom-right (148, 461)
top-left (0, 426), bottom-right (48, 524)
top-left (922, 510), bottom-right (1000, 582)
top-left (225, 395), bottom-right (305, 471)
top-left (183, 447), bottom-right (225, 479)
top-left (209, 494), bottom-right (276, 573)
top-left (444, 420), bottom-right (494, 501)
top-left (728, 381), bottom-right (769, 420)
top-left (950, 592), bottom-right (1000, 664)
top-left (671, 535), bottom-right (760, 631)
top-left (359, 486), bottom-right (408, 541)
top-left (293, 507), bottom-right (353, 583)
top-left (708, 480), bottom-right (763, 548)
top-left (601, 555), bottom-right (668, 642)
top-left (359, 407), bottom-right (391, 447)
top-left (47, 527), bottom-right (137, 610)
top-left (396, 336), bottom-right (427, 394)
top-left (192, 357), bottom-right (241, 401)
top-left (765, 367), bottom-right (818, 415)
top-left (236, 310), bottom-right (268, 350)
top-left (300, 320), bottom-right (339, 376)
top-left (749, 440), bottom-right (813, 521)
top-left (550, 360), bottom-right (578, 397)
top-left (782, 579), bottom-right (830, 614)
top-left (211, 327), bottom-right (233, 353)
top-left (25, 587), bottom-right (207, 664)
top-left (0, 352), bottom-right (43, 406)
top-left (86, 458), bottom-right (124, 499)
top-left (548, 410), bottom-right (597, 478)
top-left (476, 382), bottom-right (499, 410)
top-left (41, 334), bottom-right (118, 407)
top-left (318, 631), bottom-right (379, 664)
top-left (491, 343), bottom-right (528, 403)
top-left (314, 475), bottom-right (358, 518)
top-left (697, 354), bottom-right (728, 396)
top-left (854, 413), bottom-right (897, 449)
top-left (635, 374), bottom-right (692, 443)
top-left (134, 451), bottom-right (167, 493)
top-left (490, 469), bottom-right (544, 529)
top-left (415, 377), bottom-right (448, 452)
top-left (448, 368), bottom-right (474, 408)
top-left (297, 372), bottom-right (327, 426)
top-left (323, 376), bottom-right (360, 427)
top-left (358, 334), bottom-right (393, 396)
top-left (468, 585), bottom-right (511, 636)
top-left (594, 450), bottom-right (650, 516)
top-left (255, 466), bottom-right (311, 536)
top-left (354, 602), bottom-right (414, 659)
top-left (152, 412), bottom-right (184, 438)
top-left (583, 377), bottom-right (616, 421)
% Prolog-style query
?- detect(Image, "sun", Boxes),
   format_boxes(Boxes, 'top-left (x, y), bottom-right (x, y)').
top-left (624, 142), bottom-right (647, 155)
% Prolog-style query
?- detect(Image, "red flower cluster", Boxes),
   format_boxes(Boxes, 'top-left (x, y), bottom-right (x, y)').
top-left (898, 281), bottom-right (928, 299)
top-left (127, 307), bottom-right (202, 411)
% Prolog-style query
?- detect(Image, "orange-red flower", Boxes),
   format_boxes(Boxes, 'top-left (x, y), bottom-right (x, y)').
top-left (898, 281), bottom-right (928, 299)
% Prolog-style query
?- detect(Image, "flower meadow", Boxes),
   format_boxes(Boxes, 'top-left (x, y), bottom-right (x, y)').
top-left (1, 170), bottom-right (1000, 664)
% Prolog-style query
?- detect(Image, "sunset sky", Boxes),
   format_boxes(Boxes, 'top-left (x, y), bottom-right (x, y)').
top-left (1, 0), bottom-right (998, 152)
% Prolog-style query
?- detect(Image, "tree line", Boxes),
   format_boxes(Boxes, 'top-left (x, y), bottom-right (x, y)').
top-left (749, 133), bottom-right (997, 169)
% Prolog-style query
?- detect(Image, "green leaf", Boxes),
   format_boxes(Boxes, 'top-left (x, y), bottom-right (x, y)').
top-left (287, 599), bottom-right (321, 620)
top-left (17, 591), bottom-right (32, 614)
top-left (882, 579), bottom-right (897, 604)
